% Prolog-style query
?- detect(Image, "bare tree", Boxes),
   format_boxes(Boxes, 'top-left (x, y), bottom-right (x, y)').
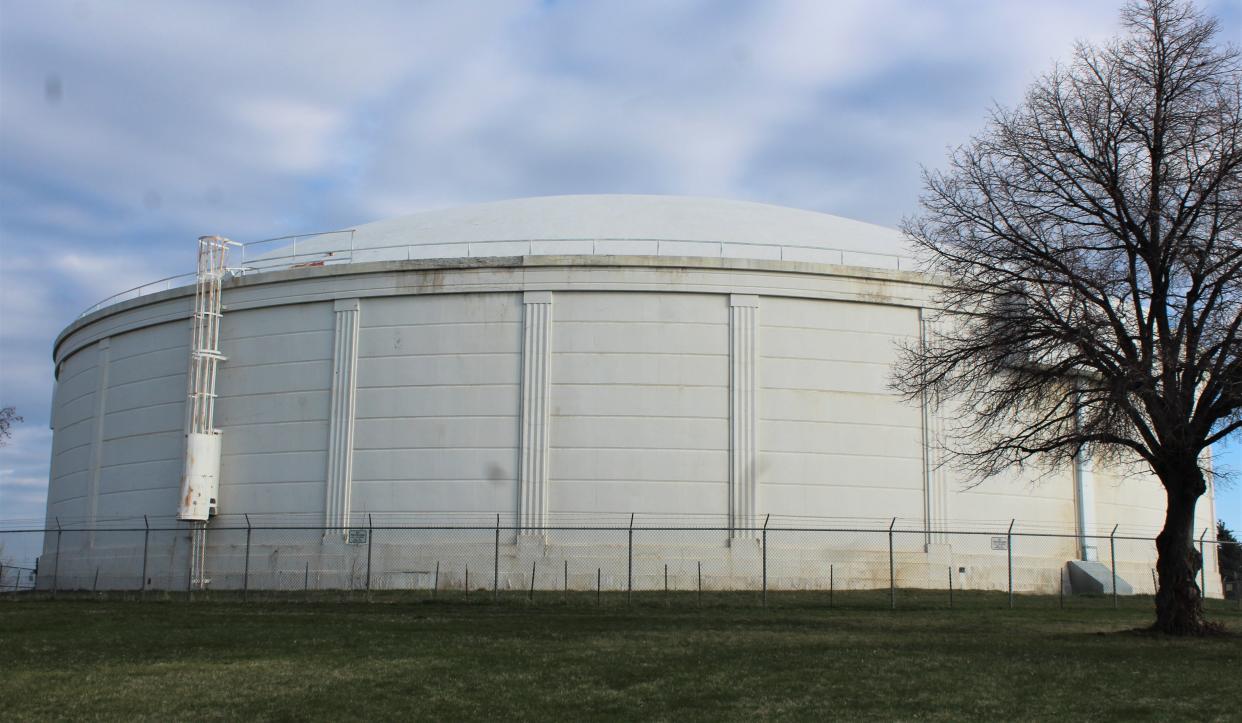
top-left (894, 0), bottom-right (1240, 635)
top-left (0, 407), bottom-right (20, 446)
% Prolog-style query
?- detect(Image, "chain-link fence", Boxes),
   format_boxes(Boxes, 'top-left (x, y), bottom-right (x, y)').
top-left (2, 517), bottom-right (1236, 610)
top-left (0, 563), bottom-right (36, 591)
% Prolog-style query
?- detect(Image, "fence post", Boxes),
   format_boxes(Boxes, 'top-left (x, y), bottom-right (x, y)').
top-left (762, 514), bottom-right (770, 609)
top-left (697, 561), bottom-right (702, 606)
top-left (627, 513), bottom-right (634, 606)
top-left (243, 514), bottom-right (251, 602)
top-left (1198, 528), bottom-right (1207, 598)
top-left (186, 530), bottom-right (194, 598)
top-left (305, 561), bottom-right (310, 594)
top-left (829, 563), bottom-right (834, 608)
top-left (529, 560), bottom-right (536, 603)
top-left (52, 517), bottom-right (62, 598)
top-left (1109, 524), bottom-right (1119, 609)
top-left (888, 517), bottom-right (896, 610)
top-left (433, 561), bottom-right (440, 600)
top-left (493, 514), bottom-right (500, 601)
top-left (564, 559), bottom-right (568, 595)
top-left (596, 567), bottom-right (601, 607)
top-left (1007, 519), bottom-right (1015, 609)
top-left (140, 515), bottom-right (150, 596)
top-left (365, 514), bottom-right (374, 594)
top-left (948, 566), bottom-right (953, 609)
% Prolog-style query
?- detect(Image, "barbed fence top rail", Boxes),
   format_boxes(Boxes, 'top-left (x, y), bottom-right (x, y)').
top-left (0, 517), bottom-right (1223, 544)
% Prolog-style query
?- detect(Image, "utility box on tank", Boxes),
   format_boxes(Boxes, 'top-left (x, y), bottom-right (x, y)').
top-left (178, 431), bottom-right (221, 521)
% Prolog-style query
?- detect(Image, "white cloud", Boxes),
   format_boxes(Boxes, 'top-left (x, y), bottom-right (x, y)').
top-left (232, 98), bottom-right (347, 174)
top-left (0, 425), bottom-right (52, 525)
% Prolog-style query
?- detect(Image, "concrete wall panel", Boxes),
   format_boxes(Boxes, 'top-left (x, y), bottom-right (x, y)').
top-left (550, 385), bottom-right (727, 418)
top-left (549, 292), bottom-right (728, 516)
top-left (102, 375), bottom-right (185, 413)
top-left (354, 417), bottom-right (518, 450)
top-left (214, 302), bottom-right (335, 517)
top-left (355, 386), bottom-right (520, 418)
top-left (351, 293), bottom-right (523, 516)
top-left (352, 449), bottom-right (517, 482)
top-left (759, 297), bottom-right (923, 520)
top-left (94, 320), bottom-right (188, 522)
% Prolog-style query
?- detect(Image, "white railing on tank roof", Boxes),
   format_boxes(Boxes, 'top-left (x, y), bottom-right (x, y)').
top-left (76, 229), bottom-right (357, 318)
top-left (326, 236), bottom-right (913, 269)
top-left (77, 229), bottom-right (915, 318)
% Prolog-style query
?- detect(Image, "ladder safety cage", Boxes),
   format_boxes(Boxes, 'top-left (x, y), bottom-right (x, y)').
top-left (179, 236), bottom-right (239, 589)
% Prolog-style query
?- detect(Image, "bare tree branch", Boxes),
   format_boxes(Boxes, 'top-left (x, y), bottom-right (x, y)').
top-left (892, 0), bottom-right (1240, 634)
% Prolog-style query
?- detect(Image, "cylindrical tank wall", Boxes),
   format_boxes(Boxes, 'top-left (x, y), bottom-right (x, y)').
top-left (40, 259), bottom-right (1222, 594)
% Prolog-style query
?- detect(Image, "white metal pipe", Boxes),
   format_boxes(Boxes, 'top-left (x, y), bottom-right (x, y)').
top-left (1073, 396), bottom-right (1098, 561)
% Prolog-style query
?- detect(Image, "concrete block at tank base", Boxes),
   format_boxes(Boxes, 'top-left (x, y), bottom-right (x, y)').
top-left (1067, 560), bottom-right (1133, 594)
top-left (516, 533), bottom-right (548, 558)
top-left (926, 543), bottom-right (952, 567)
top-left (727, 536), bottom-right (762, 554)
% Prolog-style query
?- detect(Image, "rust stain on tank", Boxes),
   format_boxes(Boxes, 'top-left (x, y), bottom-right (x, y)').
top-left (421, 269), bottom-right (446, 292)
top-left (180, 445), bottom-right (196, 510)
top-left (401, 268), bottom-right (447, 293)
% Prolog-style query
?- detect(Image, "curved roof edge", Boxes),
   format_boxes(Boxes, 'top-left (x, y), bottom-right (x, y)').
top-left (356, 194), bottom-right (908, 252)
top-left (249, 195), bottom-right (913, 270)
top-left (57, 253), bottom-right (936, 363)
top-left (78, 196), bottom-right (917, 323)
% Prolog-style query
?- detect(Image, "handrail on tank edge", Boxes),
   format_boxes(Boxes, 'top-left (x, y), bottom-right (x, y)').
top-left (77, 271), bottom-right (201, 318)
top-left (76, 229), bottom-right (357, 319)
top-left (76, 228), bottom-right (917, 319)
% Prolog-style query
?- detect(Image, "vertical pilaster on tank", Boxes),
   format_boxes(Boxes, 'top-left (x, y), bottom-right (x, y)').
top-left (920, 311), bottom-right (951, 547)
top-left (1072, 391), bottom-right (1098, 562)
top-left (729, 294), bottom-right (760, 541)
top-left (86, 337), bottom-right (111, 548)
top-left (518, 291), bottom-right (553, 536)
top-left (325, 298), bottom-right (361, 535)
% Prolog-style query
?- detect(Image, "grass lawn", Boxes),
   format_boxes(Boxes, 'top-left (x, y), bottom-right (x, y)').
top-left (2, 591), bottom-right (1239, 721)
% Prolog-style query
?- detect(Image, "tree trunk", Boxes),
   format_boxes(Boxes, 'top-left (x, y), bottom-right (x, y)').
top-left (1153, 471), bottom-right (1207, 635)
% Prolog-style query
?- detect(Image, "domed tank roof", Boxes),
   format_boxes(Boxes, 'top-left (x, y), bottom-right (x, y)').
top-left (76, 196), bottom-right (916, 323)
top-left (267, 195), bottom-right (913, 270)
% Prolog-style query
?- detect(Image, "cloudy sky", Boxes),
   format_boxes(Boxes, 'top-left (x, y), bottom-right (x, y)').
top-left (1, 0), bottom-right (1239, 536)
